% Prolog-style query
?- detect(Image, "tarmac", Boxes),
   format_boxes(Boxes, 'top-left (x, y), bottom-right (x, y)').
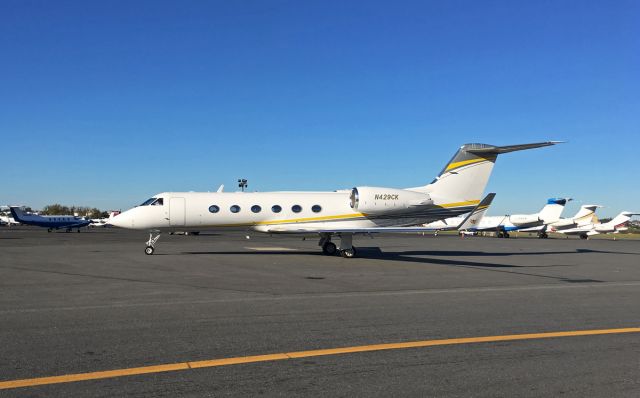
top-left (1, 226), bottom-right (639, 397)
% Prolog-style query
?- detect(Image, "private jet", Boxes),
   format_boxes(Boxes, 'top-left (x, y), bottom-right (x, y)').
top-left (550, 211), bottom-right (639, 239)
top-left (460, 197), bottom-right (571, 238)
top-left (109, 141), bottom-right (560, 256)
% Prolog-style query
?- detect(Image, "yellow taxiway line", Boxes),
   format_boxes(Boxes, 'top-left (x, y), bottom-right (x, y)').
top-left (2, 327), bottom-right (639, 390)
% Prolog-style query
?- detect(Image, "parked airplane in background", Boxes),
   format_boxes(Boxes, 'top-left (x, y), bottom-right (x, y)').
top-left (453, 197), bottom-right (571, 238)
top-left (0, 214), bottom-right (20, 226)
top-left (109, 141), bottom-right (559, 256)
top-left (9, 207), bottom-right (92, 232)
top-left (542, 204), bottom-right (601, 235)
top-left (550, 211), bottom-right (639, 239)
top-left (89, 211), bottom-right (121, 228)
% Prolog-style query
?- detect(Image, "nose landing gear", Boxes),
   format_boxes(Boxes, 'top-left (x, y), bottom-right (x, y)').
top-left (145, 231), bottom-right (161, 255)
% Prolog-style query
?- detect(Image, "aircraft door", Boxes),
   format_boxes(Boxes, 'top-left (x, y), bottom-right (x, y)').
top-left (169, 197), bottom-right (186, 227)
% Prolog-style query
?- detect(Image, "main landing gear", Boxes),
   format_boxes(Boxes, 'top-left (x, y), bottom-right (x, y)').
top-left (319, 233), bottom-right (357, 258)
top-left (497, 231), bottom-right (510, 238)
top-left (145, 231), bottom-right (161, 255)
top-left (538, 232), bottom-right (549, 239)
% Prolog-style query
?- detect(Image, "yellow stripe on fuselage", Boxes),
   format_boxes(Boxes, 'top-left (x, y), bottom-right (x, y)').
top-left (439, 200), bottom-right (480, 208)
top-left (445, 156), bottom-right (496, 172)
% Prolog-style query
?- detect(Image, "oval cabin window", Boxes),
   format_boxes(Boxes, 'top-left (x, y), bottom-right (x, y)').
top-left (230, 205), bottom-right (241, 213)
top-left (209, 205), bottom-right (220, 213)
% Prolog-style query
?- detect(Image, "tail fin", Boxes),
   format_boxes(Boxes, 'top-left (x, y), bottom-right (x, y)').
top-left (604, 212), bottom-right (640, 229)
top-left (410, 142), bottom-right (560, 202)
top-left (9, 206), bottom-right (26, 222)
top-left (538, 198), bottom-right (571, 223)
top-left (572, 205), bottom-right (601, 225)
top-left (458, 193), bottom-right (496, 230)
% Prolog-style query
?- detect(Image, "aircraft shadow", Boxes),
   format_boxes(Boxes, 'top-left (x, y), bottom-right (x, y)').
top-left (179, 248), bottom-right (614, 283)
top-left (180, 248), bottom-right (576, 268)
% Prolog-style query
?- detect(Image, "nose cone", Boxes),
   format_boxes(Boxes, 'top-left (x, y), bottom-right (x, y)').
top-left (109, 212), bottom-right (132, 229)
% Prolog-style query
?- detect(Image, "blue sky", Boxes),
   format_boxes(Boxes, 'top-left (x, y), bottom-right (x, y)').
top-left (1, 0), bottom-right (638, 217)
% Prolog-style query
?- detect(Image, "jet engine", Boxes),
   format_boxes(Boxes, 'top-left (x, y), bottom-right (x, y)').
top-left (349, 187), bottom-right (433, 214)
top-left (508, 214), bottom-right (541, 227)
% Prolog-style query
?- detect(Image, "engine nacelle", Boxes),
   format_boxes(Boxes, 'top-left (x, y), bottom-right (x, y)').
top-left (594, 225), bottom-right (616, 233)
top-left (508, 214), bottom-right (541, 227)
top-left (350, 187), bottom-right (432, 215)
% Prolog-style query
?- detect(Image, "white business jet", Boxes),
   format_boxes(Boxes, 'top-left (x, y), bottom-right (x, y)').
top-left (470, 197), bottom-right (571, 238)
top-left (110, 141), bottom-right (559, 256)
top-left (550, 211), bottom-right (639, 239)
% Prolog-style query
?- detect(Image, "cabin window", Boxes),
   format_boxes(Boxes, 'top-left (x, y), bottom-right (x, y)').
top-left (208, 205), bottom-right (220, 213)
top-left (312, 205), bottom-right (322, 213)
top-left (292, 205), bottom-right (302, 213)
top-left (272, 205), bottom-right (282, 213)
top-left (251, 205), bottom-right (262, 213)
top-left (230, 205), bottom-right (241, 213)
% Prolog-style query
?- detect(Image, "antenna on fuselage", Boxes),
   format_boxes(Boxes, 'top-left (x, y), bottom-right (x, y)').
top-left (217, 184), bottom-right (224, 193)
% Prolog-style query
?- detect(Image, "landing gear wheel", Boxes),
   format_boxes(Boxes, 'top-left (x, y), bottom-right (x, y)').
top-left (47, 228), bottom-right (52, 233)
top-left (538, 232), bottom-right (548, 239)
top-left (580, 234), bottom-right (588, 240)
top-left (504, 233), bottom-right (510, 238)
top-left (145, 231), bottom-right (161, 255)
top-left (322, 242), bottom-right (337, 256)
top-left (340, 247), bottom-right (357, 258)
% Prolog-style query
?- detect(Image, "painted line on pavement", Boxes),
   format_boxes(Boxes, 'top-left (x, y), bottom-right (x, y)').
top-left (2, 327), bottom-right (639, 390)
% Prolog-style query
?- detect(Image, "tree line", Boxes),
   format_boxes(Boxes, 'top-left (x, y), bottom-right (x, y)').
top-left (40, 204), bottom-right (109, 219)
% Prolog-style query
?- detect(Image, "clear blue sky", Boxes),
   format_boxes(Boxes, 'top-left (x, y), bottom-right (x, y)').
top-left (1, 0), bottom-right (638, 217)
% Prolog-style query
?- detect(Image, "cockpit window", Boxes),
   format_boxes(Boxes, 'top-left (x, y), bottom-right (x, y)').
top-left (140, 198), bottom-right (156, 206)
top-left (140, 197), bottom-right (164, 206)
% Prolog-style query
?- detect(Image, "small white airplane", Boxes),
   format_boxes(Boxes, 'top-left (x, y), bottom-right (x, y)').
top-left (0, 214), bottom-right (20, 226)
top-left (109, 141), bottom-right (560, 256)
top-left (89, 211), bottom-right (121, 228)
top-left (550, 211), bottom-right (639, 239)
top-left (446, 197), bottom-right (571, 238)
top-left (544, 204), bottom-right (601, 234)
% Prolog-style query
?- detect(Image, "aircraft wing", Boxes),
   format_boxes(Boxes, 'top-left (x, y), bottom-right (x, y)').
top-left (266, 193), bottom-right (496, 234)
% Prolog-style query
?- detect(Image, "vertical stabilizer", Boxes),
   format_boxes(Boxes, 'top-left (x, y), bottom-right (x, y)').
top-left (603, 212), bottom-right (639, 229)
top-left (538, 198), bottom-right (571, 223)
top-left (572, 205), bottom-right (601, 226)
top-left (409, 142), bottom-right (560, 204)
top-left (9, 206), bottom-right (26, 222)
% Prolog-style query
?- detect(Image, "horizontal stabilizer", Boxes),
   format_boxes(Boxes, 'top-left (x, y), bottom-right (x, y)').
top-left (457, 193), bottom-right (496, 230)
top-left (464, 141), bottom-right (562, 155)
